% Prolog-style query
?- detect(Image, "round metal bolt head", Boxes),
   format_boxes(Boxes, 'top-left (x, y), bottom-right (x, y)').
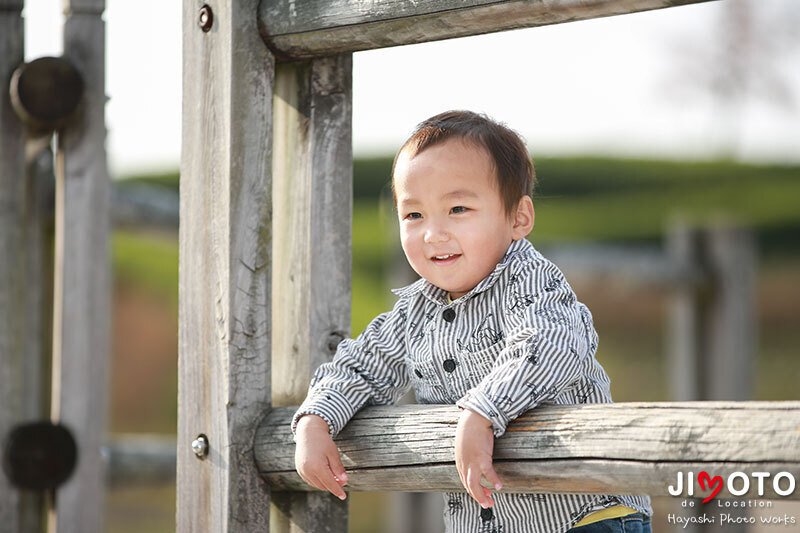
top-left (191, 434), bottom-right (209, 458)
top-left (199, 5), bottom-right (213, 32)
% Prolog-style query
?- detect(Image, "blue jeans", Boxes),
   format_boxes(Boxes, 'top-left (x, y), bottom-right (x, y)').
top-left (567, 512), bottom-right (651, 533)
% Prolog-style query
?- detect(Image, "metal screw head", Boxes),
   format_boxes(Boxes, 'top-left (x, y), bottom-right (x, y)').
top-left (191, 434), bottom-right (209, 459)
top-left (198, 5), bottom-right (213, 32)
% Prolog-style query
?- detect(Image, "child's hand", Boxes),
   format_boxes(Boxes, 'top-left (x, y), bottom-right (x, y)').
top-left (294, 414), bottom-right (349, 500)
top-left (455, 408), bottom-right (503, 508)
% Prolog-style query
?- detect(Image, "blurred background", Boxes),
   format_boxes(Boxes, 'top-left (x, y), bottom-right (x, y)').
top-left (23, 0), bottom-right (800, 531)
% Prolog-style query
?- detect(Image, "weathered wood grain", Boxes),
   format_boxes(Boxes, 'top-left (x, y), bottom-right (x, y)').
top-left (256, 402), bottom-right (800, 499)
top-left (50, 7), bottom-right (110, 532)
top-left (258, 0), bottom-right (716, 59)
top-left (270, 54), bottom-right (352, 533)
top-left (0, 6), bottom-right (47, 532)
top-left (177, 0), bottom-right (275, 531)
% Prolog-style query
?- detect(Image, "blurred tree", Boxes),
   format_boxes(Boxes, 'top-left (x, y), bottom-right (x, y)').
top-left (662, 0), bottom-right (799, 158)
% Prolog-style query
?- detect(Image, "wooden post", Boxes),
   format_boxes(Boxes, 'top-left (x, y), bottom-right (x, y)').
top-left (269, 54), bottom-right (352, 533)
top-left (702, 223), bottom-right (756, 400)
top-left (667, 221), bottom-right (756, 401)
top-left (667, 222), bottom-right (704, 401)
top-left (667, 220), bottom-right (756, 533)
top-left (48, 1), bottom-right (111, 531)
top-left (0, 2), bottom-right (48, 531)
top-left (177, 0), bottom-right (274, 530)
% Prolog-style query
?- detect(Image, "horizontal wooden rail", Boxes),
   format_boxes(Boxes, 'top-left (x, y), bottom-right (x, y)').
top-left (106, 434), bottom-right (176, 487)
top-left (256, 402), bottom-right (800, 499)
top-left (258, 0), bottom-right (716, 59)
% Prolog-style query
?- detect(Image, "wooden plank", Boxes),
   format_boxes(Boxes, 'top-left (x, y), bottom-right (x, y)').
top-left (667, 222), bottom-right (703, 401)
top-left (177, 0), bottom-right (274, 530)
top-left (259, 0), bottom-right (716, 59)
top-left (255, 402), bottom-right (800, 498)
top-left (270, 54), bottom-right (352, 533)
top-left (703, 224), bottom-right (755, 400)
top-left (50, 6), bottom-right (110, 532)
top-left (667, 222), bottom-right (755, 402)
top-left (0, 5), bottom-right (47, 532)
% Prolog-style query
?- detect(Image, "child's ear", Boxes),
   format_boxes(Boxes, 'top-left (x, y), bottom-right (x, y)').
top-left (511, 196), bottom-right (535, 240)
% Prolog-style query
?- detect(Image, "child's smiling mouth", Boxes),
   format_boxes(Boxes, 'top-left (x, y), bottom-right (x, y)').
top-left (431, 253), bottom-right (461, 265)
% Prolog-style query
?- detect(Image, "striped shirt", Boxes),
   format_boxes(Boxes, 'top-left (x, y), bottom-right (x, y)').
top-left (292, 238), bottom-right (652, 532)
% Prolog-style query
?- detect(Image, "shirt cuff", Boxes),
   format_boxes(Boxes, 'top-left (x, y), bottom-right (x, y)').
top-left (456, 389), bottom-right (510, 438)
top-left (291, 388), bottom-right (359, 441)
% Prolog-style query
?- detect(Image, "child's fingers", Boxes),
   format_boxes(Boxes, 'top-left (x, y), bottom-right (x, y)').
top-left (466, 467), bottom-right (492, 508)
top-left (481, 486), bottom-right (494, 504)
top-left (482, 464), bottom-right (503, 491)
top-left (312, 469), bottom-right (347, 500)
top-left (327, 452), bottom-right (349, 486)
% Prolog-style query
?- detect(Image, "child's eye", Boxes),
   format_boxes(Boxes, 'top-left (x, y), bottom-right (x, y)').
top-left (404, 212), bottom-right (422, 220)
top-left (450, 206), bottom-right (468, 214)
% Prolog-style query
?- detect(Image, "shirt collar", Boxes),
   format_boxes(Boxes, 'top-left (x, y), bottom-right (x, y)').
top-left (391, 238), bottom-right (534, 304)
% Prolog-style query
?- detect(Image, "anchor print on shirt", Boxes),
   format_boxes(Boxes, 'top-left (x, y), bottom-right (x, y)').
top-left (506, 272), bottom-right (536, 315)
top-left (457, 314), bottom-right (504, 353)
top-left (447, 494), bottom-right (464, 515)
top-left (409, 309), bottom-right (436, 340)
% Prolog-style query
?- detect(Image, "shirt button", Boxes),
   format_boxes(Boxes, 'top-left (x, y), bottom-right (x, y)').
top-left (442, 359), bottom-right (457, 373)
top-left (443, 308), bottom-right (456, 322)
top-left (480, 507), bottom-right (494, 521)
top-left (414, 369), bottom-right (423, 378)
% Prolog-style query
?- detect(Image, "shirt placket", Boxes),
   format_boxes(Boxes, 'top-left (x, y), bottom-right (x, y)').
top-left (433, 303), bottom-right (462, 402)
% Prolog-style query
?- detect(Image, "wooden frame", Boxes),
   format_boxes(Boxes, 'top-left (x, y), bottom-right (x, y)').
top-left (176, 0), bottom-right (775, 531)
top-left (259, 0), bottom-right (717, 59)
top-left (2, 0), bottom-right (775, 531)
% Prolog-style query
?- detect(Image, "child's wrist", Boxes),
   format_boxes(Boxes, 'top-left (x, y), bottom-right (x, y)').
top-left (459, 408), bottom-right (493, 428)
top-left (297, 413), bottom-right (330, 432)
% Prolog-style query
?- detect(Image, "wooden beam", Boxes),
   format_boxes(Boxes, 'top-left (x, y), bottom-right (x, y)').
top-left (177, 0), bottom-right (274, 530)
top-left (50, 3), bottom-right (110, 531)
top-left (270, 54), bottom-right (352, 532)
top-left (258, 0), bottom-right (717, 59)
top-left (0, 4), bottom-right (48, 532)
top-left (256, 402), bottom-right (800, 498)
top-left (667, 222), bottom-right (756, 401)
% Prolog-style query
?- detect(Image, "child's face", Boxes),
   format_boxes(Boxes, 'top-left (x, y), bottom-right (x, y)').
top-left (394, 138), bottom-right (532, 300)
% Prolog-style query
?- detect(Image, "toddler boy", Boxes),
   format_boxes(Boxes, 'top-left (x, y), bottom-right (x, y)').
top-left (292, 111), bottom-right (652, 533)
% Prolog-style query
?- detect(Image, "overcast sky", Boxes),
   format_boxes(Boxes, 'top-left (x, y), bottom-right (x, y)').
top-left (24, 0), bottom-right (800, 177)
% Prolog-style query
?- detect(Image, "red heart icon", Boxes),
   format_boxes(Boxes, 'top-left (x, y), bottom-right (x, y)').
top-left (698, 471), bottom-right (723, 503)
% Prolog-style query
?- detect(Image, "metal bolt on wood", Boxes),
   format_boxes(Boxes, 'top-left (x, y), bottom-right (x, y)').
top-left (198, 5), bottom-right (213, 32)
top-left (191, 435), bottom-right (208, 459)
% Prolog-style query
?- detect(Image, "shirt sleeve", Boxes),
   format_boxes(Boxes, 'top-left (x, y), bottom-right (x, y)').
top-left (291, 298), bottom-right (412, 440)
top-left (456, 257), bottom-right (595, 437)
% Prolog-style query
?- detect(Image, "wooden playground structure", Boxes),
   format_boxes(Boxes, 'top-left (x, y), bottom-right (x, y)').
top-left (1, 0), bottom-right (799, 531)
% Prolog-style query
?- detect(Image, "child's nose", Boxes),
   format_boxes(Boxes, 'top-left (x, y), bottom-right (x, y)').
top-left (424, 224), bottom-right (450, 243)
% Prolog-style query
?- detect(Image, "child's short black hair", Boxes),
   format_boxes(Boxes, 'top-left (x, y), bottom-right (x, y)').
top-left (392, 110), bottom-right (536, 215)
